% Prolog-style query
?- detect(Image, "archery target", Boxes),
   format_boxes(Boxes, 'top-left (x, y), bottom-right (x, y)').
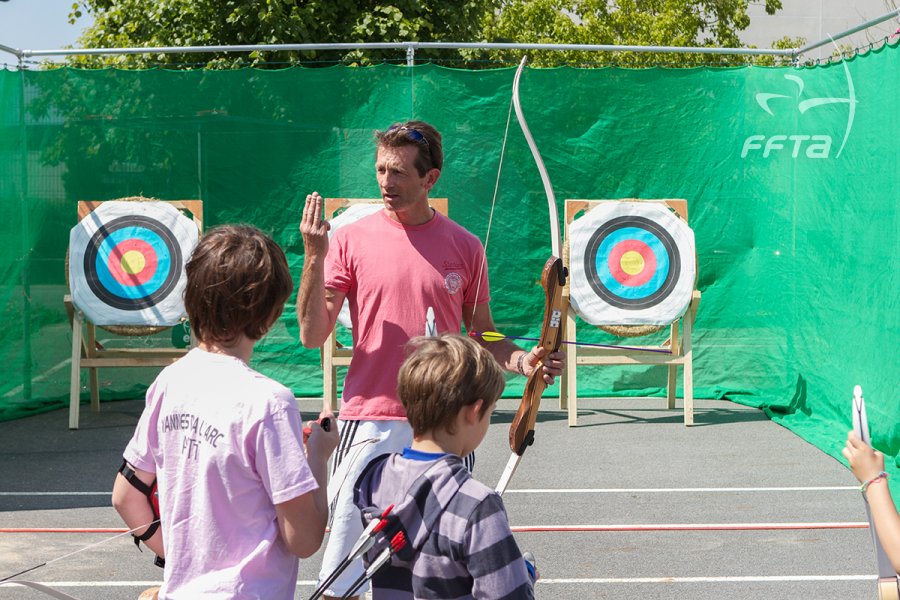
top-left (328, 203), bottom-right (382, 329)
top-left (569, 202), bottom-right (695, 326)
top-left (69, 201), bottom-right (199, 327)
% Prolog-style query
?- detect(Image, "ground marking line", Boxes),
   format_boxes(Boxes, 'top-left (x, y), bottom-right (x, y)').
top-left (1, 575), bottom-right (878, 588)
top-left (1, 486), bottom-right (856, 497)
top-left (0, 492), bottom-right (109, 496)
top-left (1, 522), bottom-right (870, 534)
top-left (506, 486), bottom-right (856, 493)
top-left (510, 522), bottom-right (869, 532)
top-left (536, 575), bottom-right (876, 584)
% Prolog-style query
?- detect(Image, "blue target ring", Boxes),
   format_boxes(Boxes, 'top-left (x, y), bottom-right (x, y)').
top-left (84, 215), bottom-right (183, 311)
top-left (94, 227), bottom-right (172, 300)
top-left (583, 215), bottom-right (681, 310)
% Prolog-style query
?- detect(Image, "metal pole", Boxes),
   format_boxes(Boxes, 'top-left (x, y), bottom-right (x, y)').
top-left (794, 8), bottom-right (900, 59)
top-left (20, 41), bottom-right (795, 60)
top-left (0, 42), bottom-right (21, 58)
top-left (17, 55), bottom-right (32, 401)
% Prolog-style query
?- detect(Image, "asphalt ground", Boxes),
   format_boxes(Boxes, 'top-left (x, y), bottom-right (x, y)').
top-left (0, 395), bottom-right (879, 600)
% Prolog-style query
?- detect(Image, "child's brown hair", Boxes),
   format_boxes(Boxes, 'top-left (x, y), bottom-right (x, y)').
top-left (398, 334), bottom-right (505, 435)
top-left (184, 225), bottom-right (293, 345)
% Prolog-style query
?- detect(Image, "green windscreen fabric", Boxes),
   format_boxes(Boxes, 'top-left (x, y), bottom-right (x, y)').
top-left (0, 48), bottom-right (897, 489)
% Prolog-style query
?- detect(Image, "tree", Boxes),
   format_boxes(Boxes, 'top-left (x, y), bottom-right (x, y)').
top-left (67, 0), bottom-right (785, 68)
top-left (479, 0), bottom-right (785, 66)
top-left (68, 0), bottom-right (499, 68)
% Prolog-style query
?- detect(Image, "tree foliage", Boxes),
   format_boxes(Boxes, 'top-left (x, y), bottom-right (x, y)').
top-left (480, 0), bottom-right (785, 66)
top-left (69, 0), bottom-right (497, 67)
top-left (68, 0), bottom-right (786, 68)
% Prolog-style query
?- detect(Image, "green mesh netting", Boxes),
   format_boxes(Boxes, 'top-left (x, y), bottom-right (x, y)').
top-left (0, 51), bottom-right (897, 491)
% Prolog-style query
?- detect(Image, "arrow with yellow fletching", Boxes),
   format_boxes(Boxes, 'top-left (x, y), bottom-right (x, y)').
top-left (469, 330), bottom-right (673, 355)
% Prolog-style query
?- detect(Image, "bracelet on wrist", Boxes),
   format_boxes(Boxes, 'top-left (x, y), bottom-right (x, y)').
top-left (516, 352), bottom-right (527, 376)
top-left (861, 471), bottom-right (888, 495)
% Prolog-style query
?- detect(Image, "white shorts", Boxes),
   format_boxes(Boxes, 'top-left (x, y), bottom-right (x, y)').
top-left (316, 419), bottom-right (413, 597)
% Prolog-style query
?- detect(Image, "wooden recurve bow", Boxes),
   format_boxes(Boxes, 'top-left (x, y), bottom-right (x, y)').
top-left (495, 56), bottom-right (567, 495)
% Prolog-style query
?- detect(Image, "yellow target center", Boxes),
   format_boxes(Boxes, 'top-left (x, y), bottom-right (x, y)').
top-left (120, 250), bottom-right (146, 275)
top-left (620, 251), bottom-right (645, 275)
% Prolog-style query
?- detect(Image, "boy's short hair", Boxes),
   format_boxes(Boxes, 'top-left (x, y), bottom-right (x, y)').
top-left (375, 120), bottom-right (443, 176)
top-left (184, 224), bottom-right (293, 346)
top-left (398, 334), bottom-right (505, 435)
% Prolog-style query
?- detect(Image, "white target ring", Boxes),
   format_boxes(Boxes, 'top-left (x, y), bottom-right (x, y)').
top-left (328, 203), bottom-right (383, 329)
top-left (68, 201), bottom-right (199, 327)
top-left (569, 202), bottom-right (696, 326)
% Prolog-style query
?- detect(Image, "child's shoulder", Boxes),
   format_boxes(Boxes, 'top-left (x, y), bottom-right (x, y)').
top-left (408, 454), bottom-right (499, 509)
top-left (163, 349), bottom-right (296, 410)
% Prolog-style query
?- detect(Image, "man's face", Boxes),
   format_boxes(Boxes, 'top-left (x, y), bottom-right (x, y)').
top-left (375, 144), bottom-right (435, 216)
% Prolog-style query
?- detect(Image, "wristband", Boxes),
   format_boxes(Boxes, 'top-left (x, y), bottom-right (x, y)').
top-left (133, 520), bottom-right (160, 546)
top-left (860, 471), bottom-right (888, 495)
top-left (516, 352), bottom-right (527, 376)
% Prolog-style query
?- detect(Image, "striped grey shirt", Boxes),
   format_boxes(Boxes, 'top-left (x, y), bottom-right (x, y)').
top-left (354, 450), bottom-right (534, 599)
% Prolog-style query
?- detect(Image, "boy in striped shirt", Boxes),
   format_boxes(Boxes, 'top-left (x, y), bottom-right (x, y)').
top-left (352, 334), bottom-right (537, 599)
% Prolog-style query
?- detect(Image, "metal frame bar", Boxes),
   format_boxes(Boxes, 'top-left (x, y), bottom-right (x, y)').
top-left (1, 7), bottom-right (898, 67)
top-left (794, 8), bottom-right (900, 57)
top-left (14, 41), bottom-right (792, 63)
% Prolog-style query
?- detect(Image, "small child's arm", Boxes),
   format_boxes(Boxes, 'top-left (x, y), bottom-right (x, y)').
top-left (466, 495), bottom-right (535, 599)
top-left (275, 417), bottom-right (339, 558)
top-left (844, 432), bottom-right (900, 573)
top-left (112, 462), bottom-right (164, 557)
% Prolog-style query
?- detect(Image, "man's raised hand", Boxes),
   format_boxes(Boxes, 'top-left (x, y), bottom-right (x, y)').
top-left (299, 192), bottom-right (331, 256)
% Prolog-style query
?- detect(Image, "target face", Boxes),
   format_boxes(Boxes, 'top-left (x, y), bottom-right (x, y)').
top-left (569, 202), bottom-right (695, 326)
top-left (327, 203), bottom-right (383, 330)
top-left (69, 202), bottom-right (199, 326)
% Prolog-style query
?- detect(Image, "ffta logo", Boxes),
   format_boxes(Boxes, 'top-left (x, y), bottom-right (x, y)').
top-left (741, 66), bottom-right (857, 159)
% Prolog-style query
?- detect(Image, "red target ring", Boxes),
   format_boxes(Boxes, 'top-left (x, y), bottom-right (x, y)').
top-left (107, 238), bottom-right (159, 287)
top-left (607, 239), bottom-right (656, 287)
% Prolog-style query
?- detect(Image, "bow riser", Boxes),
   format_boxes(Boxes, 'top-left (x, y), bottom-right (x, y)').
top-left (508, 256), bottom-right (566, 454)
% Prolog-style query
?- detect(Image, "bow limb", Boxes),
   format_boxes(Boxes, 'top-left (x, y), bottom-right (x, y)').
top-left (495, 57), bottom-right (568, 495)
top-left (512, 56), bottom-right (562, 258)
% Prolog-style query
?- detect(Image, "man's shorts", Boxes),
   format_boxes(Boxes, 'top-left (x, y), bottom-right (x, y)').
top-left (316, 419), bottom-right (413, 597)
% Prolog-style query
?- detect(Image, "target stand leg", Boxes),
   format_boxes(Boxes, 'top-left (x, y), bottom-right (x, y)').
top-left (69, 309), bottom-right (84, 430)
top-left (85, 321), bottom-right (101, 412)
top-left (565, 306), bottom-right (579, 426)
top-left (682, 295), bottom-right (697, 427)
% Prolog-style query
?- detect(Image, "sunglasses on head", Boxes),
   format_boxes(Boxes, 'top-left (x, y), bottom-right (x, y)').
top-left (387, 125), bottom-right (430, 150)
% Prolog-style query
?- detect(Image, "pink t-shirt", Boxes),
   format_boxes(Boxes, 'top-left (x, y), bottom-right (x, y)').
top-left (325, 209), bottom-right (490, 419)
top-left (123, 348), bottom-right (318, 600)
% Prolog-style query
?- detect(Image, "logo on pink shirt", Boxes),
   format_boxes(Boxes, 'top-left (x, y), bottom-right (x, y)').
top-left (444, 272), bottom-right (463, 294)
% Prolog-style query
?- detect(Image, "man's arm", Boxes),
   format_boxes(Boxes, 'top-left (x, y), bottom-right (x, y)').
top-left (296, 191), bottom-right (345, 348)
top-left (466, 303), bottom-right (564, 385)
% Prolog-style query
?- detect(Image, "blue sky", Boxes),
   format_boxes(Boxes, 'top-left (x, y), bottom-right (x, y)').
top-left (0, 0), bottom-right (94, 58)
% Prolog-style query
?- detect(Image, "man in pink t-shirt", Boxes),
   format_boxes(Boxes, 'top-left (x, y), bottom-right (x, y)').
top-left (296, 120), bottom-right (565, 600)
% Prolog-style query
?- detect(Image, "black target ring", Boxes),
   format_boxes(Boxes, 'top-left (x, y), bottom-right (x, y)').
top-left (583, 215), bottom-right (682, 310)
top-left (83, 215), bottom-right (183, 311)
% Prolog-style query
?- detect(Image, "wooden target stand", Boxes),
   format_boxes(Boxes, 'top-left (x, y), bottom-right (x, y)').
top-left (559, 199), bottom-right (701, 426)
top-left (65, 199), bottom-right (202, 429)
top-left (320, 198), bottom-right (448, 410)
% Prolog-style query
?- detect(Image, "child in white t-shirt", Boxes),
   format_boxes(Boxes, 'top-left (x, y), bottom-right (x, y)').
top-left (112, 224), bottom-right (338, 599)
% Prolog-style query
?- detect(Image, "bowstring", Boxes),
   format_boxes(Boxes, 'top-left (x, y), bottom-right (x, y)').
top-left (0, 518), bottom-right (162, 583)
top-left (468, 81), bottom-right (516, 331)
